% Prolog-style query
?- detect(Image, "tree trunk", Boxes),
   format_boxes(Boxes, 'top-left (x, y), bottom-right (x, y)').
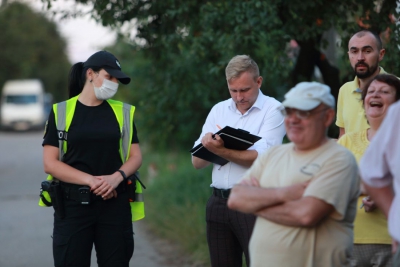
top-left (291, 38), bottom-right (340, 102)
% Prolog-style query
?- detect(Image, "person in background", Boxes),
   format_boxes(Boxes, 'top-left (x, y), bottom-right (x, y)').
top-left (191, 55), bottom-right (285, 267)
top-left (228, 82), bottom-right (359, 267)
top-left (336, 30), bottom-right (386, 138)
top-left (360, 99), bottom-right (400, 266)
top-left (42, 51), bottom-right (142, 267)
top-left (338, 74), bottom-right (400, 267)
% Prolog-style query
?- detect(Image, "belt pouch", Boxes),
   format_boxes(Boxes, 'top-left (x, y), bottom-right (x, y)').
top-left (50, 182), bottom-right (65, 219)
top-left (78, 186), bottom-right (91, 205)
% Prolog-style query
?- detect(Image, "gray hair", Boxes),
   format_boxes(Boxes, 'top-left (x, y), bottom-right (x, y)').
top-left (225, 55), bottom-right (260, 82)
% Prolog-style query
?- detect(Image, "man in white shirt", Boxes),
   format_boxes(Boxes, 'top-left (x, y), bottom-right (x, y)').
top-left (192, 55), bottom-right (285, 267)
top-left (360, 101), bottom-right (400, 266)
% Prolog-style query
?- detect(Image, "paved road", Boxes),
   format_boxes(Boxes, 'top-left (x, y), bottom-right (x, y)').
top-left (0, 131), bottom-right (178, 267)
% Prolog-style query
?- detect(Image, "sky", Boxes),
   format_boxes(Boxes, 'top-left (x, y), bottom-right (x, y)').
top-left (22, 0), bottom-right (117, 63)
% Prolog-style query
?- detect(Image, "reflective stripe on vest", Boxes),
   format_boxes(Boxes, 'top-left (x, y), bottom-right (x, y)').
top-left (38, 95), bottom-right (145, 221)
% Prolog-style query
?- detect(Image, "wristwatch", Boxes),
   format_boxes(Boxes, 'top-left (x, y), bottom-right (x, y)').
top-left (117, 169), bottom-right (128, 181)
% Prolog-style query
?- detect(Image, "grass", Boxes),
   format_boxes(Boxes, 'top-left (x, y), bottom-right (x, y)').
top-left (139, 148), bottom-right (213, 266)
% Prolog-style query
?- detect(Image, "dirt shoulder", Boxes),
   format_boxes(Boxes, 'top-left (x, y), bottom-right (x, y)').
top-left (132, 220), bottom-right (206, 267)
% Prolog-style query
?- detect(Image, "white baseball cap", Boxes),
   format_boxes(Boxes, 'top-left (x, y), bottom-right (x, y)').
top-left (282, 82), bottom-right (335, 111)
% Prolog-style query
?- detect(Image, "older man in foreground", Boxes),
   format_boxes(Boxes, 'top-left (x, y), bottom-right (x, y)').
top-left (228, 82), bottom-right (360, 267)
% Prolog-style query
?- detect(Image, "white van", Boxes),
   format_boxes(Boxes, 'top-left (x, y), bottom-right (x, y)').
top-left (0, 79), bottom-right (46, 131)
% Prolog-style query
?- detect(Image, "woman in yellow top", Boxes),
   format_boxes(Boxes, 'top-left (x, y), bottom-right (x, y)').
top-left (338, 74), bottom-right (400, 266)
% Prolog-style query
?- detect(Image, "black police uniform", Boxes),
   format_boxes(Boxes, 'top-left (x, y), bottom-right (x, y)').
top-left (43, 100), bottom-right (139, 267)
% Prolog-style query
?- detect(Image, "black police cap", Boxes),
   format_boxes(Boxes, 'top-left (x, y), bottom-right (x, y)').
top-left (83, 51), bottom-right (131, 85)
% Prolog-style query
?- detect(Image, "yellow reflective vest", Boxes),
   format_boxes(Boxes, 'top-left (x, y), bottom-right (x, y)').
top-left (38, 95), bottom-right (145, 221)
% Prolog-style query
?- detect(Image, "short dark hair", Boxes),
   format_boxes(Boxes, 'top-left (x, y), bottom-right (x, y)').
top-left (352, 30), bottom-right (383, 50)
top-left (362, 74), bottom-right (400, 106)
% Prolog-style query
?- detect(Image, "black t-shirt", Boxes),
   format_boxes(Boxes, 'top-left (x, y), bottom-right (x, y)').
top-left (43, 100), bottom-right (139, 177)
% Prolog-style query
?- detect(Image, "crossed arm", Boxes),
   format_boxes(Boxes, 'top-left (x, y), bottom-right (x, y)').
top-left (227, 177), bottom-right (334, 227)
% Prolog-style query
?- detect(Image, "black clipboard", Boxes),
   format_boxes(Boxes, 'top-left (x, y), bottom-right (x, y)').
top-left (190, 126), bottom-right (261, 166)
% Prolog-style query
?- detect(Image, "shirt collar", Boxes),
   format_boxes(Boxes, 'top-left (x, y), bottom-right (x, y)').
top-left (229, 89), bottom-right (265, 114)
top-left (353, 66), bottom-right (385, 93)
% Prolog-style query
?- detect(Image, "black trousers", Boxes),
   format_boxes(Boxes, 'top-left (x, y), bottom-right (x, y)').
top-left (52, 191), bottom-right (134, 267)
top-left (206, 194), bottom-right (256, 267)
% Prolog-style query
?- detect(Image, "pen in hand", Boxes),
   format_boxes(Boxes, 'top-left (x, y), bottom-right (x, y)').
top-left (212, 125), bottom-right (222, 140)
top-left (359, 196), bottom-right (370, 209)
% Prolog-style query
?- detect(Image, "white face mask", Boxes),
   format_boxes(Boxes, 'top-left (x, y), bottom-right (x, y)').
top-left (92, 78), bottom-right (119, 100)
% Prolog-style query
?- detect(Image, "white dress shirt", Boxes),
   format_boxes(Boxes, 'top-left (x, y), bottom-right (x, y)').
top-left (193, 90), bottom-right (286, 189)
top-left (360, 101), bottom-right (400, 243)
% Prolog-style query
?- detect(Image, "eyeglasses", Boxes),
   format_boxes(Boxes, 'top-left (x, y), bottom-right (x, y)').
top-left (279, 107), bottom-right (330, 119)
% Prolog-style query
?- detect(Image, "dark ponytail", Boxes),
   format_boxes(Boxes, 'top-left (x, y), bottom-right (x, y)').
top-left (68, 62), bottom-right (85, 98)
top-left (68, 63), bottom-right (102, 98)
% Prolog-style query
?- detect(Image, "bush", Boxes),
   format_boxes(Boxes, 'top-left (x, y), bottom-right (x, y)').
top-left (140, 148), bottom-right (213, 266)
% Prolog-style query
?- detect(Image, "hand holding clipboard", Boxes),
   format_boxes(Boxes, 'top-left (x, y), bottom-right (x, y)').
top-left (190, 126), bottom-right (261, 166)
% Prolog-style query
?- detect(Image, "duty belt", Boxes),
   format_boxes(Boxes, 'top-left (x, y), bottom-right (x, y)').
top-left (62, 184), bottom-right (126, 204)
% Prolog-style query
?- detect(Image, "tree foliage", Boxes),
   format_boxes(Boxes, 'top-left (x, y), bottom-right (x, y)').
top-left (0, 1), bottom-right (70, 101)
top-left (42, 0), bottom-right (400, 149)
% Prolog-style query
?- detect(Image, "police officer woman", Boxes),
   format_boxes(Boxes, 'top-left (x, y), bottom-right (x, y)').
top-left (42, 51), bottom-right (142, 267)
